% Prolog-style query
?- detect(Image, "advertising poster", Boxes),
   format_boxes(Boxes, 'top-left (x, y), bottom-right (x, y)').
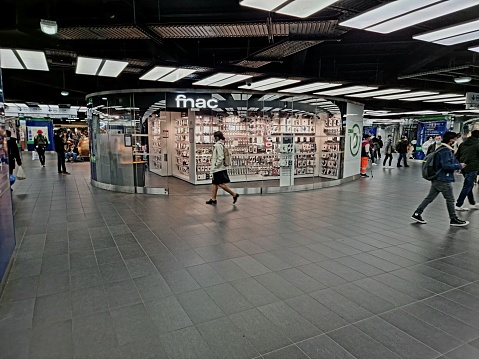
top-left (416, 121), bottom-right (447, 160)
top-left (344, 103), bottom-right (364, 178)
top-left (27, 126), bottom-right (50, 142)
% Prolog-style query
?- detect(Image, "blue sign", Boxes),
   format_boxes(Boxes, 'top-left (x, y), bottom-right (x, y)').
top-left (416, 121), bottom-right (448, 160)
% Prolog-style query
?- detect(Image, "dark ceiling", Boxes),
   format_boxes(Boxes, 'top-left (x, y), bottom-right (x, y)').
top-left (1, 0), bottom-right (479, 113)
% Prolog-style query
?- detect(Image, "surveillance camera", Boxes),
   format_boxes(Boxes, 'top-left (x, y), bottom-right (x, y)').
top-left (245, 79), bottom-right (252, 87)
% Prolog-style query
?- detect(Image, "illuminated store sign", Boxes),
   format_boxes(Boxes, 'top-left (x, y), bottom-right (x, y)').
top-left (175, 95), bottom-right (218, 109)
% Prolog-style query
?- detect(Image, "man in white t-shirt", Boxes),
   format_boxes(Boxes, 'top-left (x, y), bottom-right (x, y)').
top-left (422, 136), bottom-right (434, 156)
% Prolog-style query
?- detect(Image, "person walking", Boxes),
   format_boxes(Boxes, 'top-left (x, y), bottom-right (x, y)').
top-left (377, 135), bottom-right (384, 160)
top-left (411, 131), bottom-right (469, 227)
top-left (54, 130), bottom-right (70, 175)
top-left (206, 131), bottom-right (239, 205)
top-left (426, 135), bottom-right (442, 155)
top-left (6, 130), bottom-right (22, 175)
top-left (360, 134), bottom-right (371, 178)
top-left (34, 129), bottom-right (48, 167)
top-left (396, 136), bottom-right (409, 167)
top-left (382, 134), bottom-right (395, 168)
top-left (422, 136), bottom-right (434, 157)
top-left (455, 130), bottom-right (479, 211)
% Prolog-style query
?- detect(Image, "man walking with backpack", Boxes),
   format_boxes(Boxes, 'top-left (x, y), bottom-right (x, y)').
top-left (455, 130), bottom-right (479, 211)
top-left (411, 131), bottom-right (468, 227)
top-left (34, 129), bottom-right (48, 167)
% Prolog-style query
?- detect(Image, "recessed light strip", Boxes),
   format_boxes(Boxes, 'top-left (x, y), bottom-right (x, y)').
top-left (277, 0), bottom-right (341, 18)
top-left (76, 57), bottom-right (103, 75)
top-left (15, 50), bottom-right (49, 71)
top-left (402, 93), bottom-right (462, 101)
top-left (0, 49), bottom-right (23, 69)
top-left (140, 66), bottom-right (176, 81)
top-left (98, 60), bottom-right (128, 77)
top-left (348, 89), bottom-right (410, 98)
top-left (239, 0), bottom-right (288, 12)
top-left (193, 73), bottom-right (235, 86)
top-left (238, 77), bottom-right (286, 89)
top-left (374, 91), bottom-right (438, 100)
top-left (414, 18), bottom-right (479, 43)
top-left (424, 97), bottom-right (466, 103)
top-left (434, 30), bottom-right (479, 46)
top-left (316, 86), bottom-right (378, 96)
top-left (159, 68), bottom-right (196, 82)
top-left (255, 79), bottom-right (301, 91)
top-left (279, 82), bottom-right (342, 93)
top-left (209, 74), bottom-right (252, 87)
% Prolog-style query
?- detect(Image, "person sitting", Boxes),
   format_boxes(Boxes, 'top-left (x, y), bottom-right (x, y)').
top-left (65, 144), bottom-right (78, 162)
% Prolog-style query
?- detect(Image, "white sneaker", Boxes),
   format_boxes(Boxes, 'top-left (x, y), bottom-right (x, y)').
top-left (372, 163), bottom-right (377, 166)
top-left (455, 206), bottom-right (470, 211)
top-left (470, 204), bottom-right (479, 210)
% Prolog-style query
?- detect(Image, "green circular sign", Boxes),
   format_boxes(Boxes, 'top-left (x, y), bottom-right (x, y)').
top-left (349, 124), bottom-right (361, 157)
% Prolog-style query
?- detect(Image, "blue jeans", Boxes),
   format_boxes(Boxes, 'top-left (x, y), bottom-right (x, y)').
top-left (456, 171), bottom-right (477, 207)
top-left (397, 153), bottom-right (407, 166)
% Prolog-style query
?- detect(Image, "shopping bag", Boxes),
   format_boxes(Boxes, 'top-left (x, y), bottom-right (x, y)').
top-left (32, 151), bottom-right (39, 160)
top-left (15, 165), bottom-right (26, 180)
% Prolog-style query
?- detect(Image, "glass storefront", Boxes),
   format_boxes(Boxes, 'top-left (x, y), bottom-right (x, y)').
top-left (86, 89), bottom-right (363, 195)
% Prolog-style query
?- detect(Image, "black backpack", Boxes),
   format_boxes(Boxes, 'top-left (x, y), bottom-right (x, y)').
top-left (37, 135), bottom-right (46, 146)
top-left (422, 147), bottom-right (444, 181)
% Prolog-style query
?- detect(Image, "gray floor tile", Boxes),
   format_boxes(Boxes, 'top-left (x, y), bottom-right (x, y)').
top-left (70, 266), bottom-right (102, 290)
top-left (162, 269), bottom-right (201, 294)
top-left (380, 309), bottom-right (463, 354)
top-left (372, 272), bottom-right (434, 300)
top-left (276, 267), bottom-right (325, 293)
top-left (29, 319), bottom-right (73, 359)
top-left (0, 298), bottom-right (35, 331)
top-left (285, 295), bottom-right (348, 333)
top-left (310, 288), bottom-right (373, 323)
top-left (117, 243), bottom-right (146, 260)
top-left (95, 247), bottom-right (123, 265)
top-left (205, 283), bottom-right (254, 314)
top-left (145, 296), bottom-right (193, 334)
top-left (423, 295), bottom-right (479, 328)
top-left (257, 301), bottom-right (321, 342)
top-left (209, 259), bottom-right (251, 281)
top-left (230, 277), bottom-right (280, 307)
top-left (150, 252), bottom-right (184, 273)
top-left (171, 249), bottom-right (206, 267)
top-left (0, 328), bottom-right (31, 359)
top-left (124, 256), bottom-right (158, 278)
top-left (402, 302), bottom-right (479, 342)
top-left (254, 272), bottom-right (304, 300)
top-left (10, 258), bottom-right (42, 280)
top-left (72, 311), bottom-right (118, 356)
top-left (316, 260), bottom-right (366, 282)
top-left (41, 254), bottom-right (69, 274)
top-left (391, 268), bottom-right (454, 293)
top-left (262, 345), bottom-right (309, 359)
top-left (176, 288), bottom-right (224, 324)
top-left (186, 263), bottom-right (227, 287)
top-left (104, 279), bottom-right (142, 309)
top-left (160, 326), bottom-right (216, 359)
top-left (442, 289), bottom-right (479, 312)
top-left (355, 316), bottom-right (440, 359)
top-left (197, 316), bottom-right (259, 359)
top-left (352, 253), bottom-right (401, 272)
top-left (120, 335), bottom-right (168, 359)
top-left (328, 325), bottom-right (402, 359)
top-left (298, 335), bottom-right (356, 359)
top-left (110, 303), bottom-right (157, 346)
top-left (134, 273), bottom-right (173, 301)
top-left (33, 290), bottom-right (71, 326)
top-left (333, 282), bottom-right (396, 315)
top-left (229, 308), bottom-right (291, 355)
top-left (91, 235), bottom-right (116, 250)
top-left (288, 245), bottom-right (331, 263)
top-left (252, 252), bottom-right (293, 271)
top-left (74, 348), bottom-right (121, 359)
top-left (71, 285), bottom-right (109, 318)
top-left (69, 251), bottom-right (97, 271)
top-left (231, 256), bottom-right (272, 276)
top-left (443, 344), bottom-right (479, 359)
top-left (297, 263), bottom-right (347, 287)
top-left (353, 277), bottom-right (416, 307)
top-left (98, 261), bottom-right (131, 284)
top-left (37, 270), bottom-right (70, 297)
top-left (1, 276), bottom-right (38, 302)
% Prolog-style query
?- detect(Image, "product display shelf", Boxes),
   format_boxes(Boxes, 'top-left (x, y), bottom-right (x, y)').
top-left (149, 116), bottom-right (162, 176)
top-left (318, 115), bottom-right (344, 179)
top-left (174, 118), bottom-right (190, 179)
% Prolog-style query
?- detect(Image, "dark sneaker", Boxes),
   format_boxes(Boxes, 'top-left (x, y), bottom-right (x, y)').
top-left (397, 164), bottom-right (402, 168)
top-left (405, 165), bottom-right (410, 167)
top-left (206, 199), bottom-right (217, 205)
top-left (360, 173), bottom-right (369, 178)
top-left (63, 171), bottom-right (71, 175)
top-left (411, 213), bottom-right (426, 224)
top-left (233, 194), bottom-right (239, 204)
top-left (450, 218), bottom-right (469, 227)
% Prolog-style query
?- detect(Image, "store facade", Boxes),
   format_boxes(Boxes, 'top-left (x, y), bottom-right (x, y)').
top-left (86, 89), bottom-right (364, 195)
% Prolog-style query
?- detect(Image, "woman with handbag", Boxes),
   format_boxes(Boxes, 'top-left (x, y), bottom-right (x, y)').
top-left (206, 131), bottom-right (239, 205)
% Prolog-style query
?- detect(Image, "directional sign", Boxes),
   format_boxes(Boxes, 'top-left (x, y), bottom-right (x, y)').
top-left (466, 92), bottom-right (479, 109)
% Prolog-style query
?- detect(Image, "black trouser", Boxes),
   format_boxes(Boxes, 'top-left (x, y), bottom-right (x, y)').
top-left (37, 147), bottom-right (46, 165)
top-left (383, 153), bottom-right (393, 166)
top-left (397, 153), bottom-right (408, 166)
top-left (57, 151), bottom-right (66, 173)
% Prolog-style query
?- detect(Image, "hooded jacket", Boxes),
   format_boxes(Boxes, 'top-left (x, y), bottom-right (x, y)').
top-left (456, 136), bottom-right (479, 173)
top-left (434, 144), bottom-right (462, 183)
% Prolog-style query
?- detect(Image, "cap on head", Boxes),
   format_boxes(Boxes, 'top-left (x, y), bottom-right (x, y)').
top-left (37, 130), bottom-right (43, 134)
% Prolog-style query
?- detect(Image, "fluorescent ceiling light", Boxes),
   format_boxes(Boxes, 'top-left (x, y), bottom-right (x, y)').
top-left (258, 94), bottom-right (283, 101)
top-left (76, 57), bottom-right (103, 75)
top-left (212, 94), bottom-right (226, 101)
top-left (194, 73), bottom-right (235, 86)
top-left (240, 0), bottom-right (288, 12)
top-left (435, 30), bottom-right (479, 46)
top-left (316, 86), bottom-right (378, 96)
top-left (424, 97), bottom-right (466, 103)
top-left (279, 82), bottom-right (341, 93)
top-left (277, 0), bottom-right (341, 18)
top-left (0, 49), bottom-right (23, 69)
top-left (340, 0), bottom-right (440, 30)
top-left (348, 89), bottom-right (410, 98)
top-left (470, 46), bottom-right (479, 53)
top-left (40, 19), bottom-right (58, 35)
top-left (280, 96), bottom-right (312, 102)
top-left (159, 68), bottom-right (196, 82)
top-left (454, 77), bottom-right (472, 84)
top-left (238, 78), bottom-right (300, 90)
top-left (368, 0), bottom-right (479, 34)
top-left (231, 94), bottom-right (253, 100)
top-left (98, 60), bottom-right (128, 77)
top-left (402, 93), bottom-right (462, 101)
top-left (239, 77), bottom-right (285, 89)
top-left (16, 50), bottom-right (49, 71)
top-left (140, 66), bottom-right (176, 81)
top-left (210, 74), bottom-right (252, 87)
top-left (446, 100), bottom-right (466, 104)
top-left (255, 79), bottom-right (301, 91)
top-left (374, 91), bottom-right (439, 100)
top-left (414, 18), bottom-right (479, 43)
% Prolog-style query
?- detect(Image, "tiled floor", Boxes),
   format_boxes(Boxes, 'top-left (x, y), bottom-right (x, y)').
top-left (2, 153), bottom-right (479, 359)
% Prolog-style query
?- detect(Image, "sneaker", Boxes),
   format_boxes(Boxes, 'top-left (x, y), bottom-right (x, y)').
top-left (372, 163), bottom-right (377, 166)
top-left (42, 165), bottom-right (45, 167)
top-left (470, 204), bottom-right (479, 210)
top-left (233, 194), bottom-right (239, 204)
top-left (411, 213), bottom-right (427, 224)
top-left (455, 206), bottom-right (469, 211)
top-left (206, 199), bottom-right (217, 205)
top-left (63, 171), bottom-right (71, 175)
top-left (405, 165), bottom-right (410, 167)
top-left (450, 218), bottom-right (469, 227)
top-left (397, 164), bottom-right (402, 168)
top-left (360, 173), bottom-right (369, 178)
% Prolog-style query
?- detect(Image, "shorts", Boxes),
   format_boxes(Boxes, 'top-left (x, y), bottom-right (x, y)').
top-left (212, 170), bottom-right (230, 185)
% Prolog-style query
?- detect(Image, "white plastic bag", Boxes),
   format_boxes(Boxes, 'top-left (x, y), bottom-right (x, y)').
top-left (32, 151), bottom-right (39, 160)
top-left (15, 165), bottom-right (26, 180)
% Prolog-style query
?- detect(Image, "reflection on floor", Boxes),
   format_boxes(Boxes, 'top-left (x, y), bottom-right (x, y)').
top-left (2, 152), bottom-right (479, 359)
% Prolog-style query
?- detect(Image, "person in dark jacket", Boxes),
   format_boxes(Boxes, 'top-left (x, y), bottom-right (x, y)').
top-left (34, 129), bottom-right (48, 167)
top-left (396, 136), bottom-right (410, 167)
top-left (426, 135), bottom-right (442, 155)
top-left (54, 130), bottom-right (70, 175)
top-left (6, 130), bottom-right (22, 175)
top-left (455, 130), bottom-right (479, 211)
top-left (411, 131), bottom-right (468, 227)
